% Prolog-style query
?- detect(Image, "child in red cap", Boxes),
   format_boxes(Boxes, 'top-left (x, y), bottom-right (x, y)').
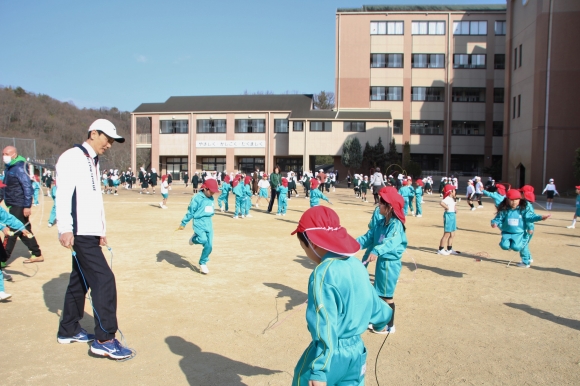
top-left (255, 173), bottom-right (270, 208)
top-left (357, 186), bottom-right (406, 334)
top-left (567, 185), bottom-right (580, 229)
top-left (243, 175), bottom-right (253, 218)
top-left (491, 189), bottom-right (550, 268)
top-left (308, 179), bottom-right (331, 208)
top-left (217, 175), bottom-right (231, 212)
top-left (276, 178), bottom-right (289, 216)
top-left (232, 177), bottom-right (244, 219)
top-left (438, 184), bottom-right (459, 255)
top-left (177, 179), bottom-right (220, 274)
top-left (291, 206), bottom-right (392, 385)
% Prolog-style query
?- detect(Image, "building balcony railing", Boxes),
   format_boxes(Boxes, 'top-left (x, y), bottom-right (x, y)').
top-left (136, 134), bottom-right (152, 145)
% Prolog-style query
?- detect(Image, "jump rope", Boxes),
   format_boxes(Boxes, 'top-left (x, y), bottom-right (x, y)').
top-left (67, 244), bottom-right (136, 361)
top-left (1, 222), bottom-right (40, 282)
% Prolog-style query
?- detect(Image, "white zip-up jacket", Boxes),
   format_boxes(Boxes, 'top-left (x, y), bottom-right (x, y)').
top-left (56, 142), bottom-right (106, 236)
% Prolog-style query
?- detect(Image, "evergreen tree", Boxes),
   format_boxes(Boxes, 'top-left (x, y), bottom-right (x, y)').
top-left (386, 138), bottom-right (399, 166)
top-left (374, 137), bottom-right (387, 170)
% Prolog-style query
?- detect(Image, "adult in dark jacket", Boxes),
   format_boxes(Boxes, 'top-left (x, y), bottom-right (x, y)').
top-left (267, 166), bottom-right (282, 213)
top-left (2, 146), bottom-right (43, 263)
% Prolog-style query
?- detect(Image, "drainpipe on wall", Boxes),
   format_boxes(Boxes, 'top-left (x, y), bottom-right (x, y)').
top-left (542, 0), bottom-right (554, 185)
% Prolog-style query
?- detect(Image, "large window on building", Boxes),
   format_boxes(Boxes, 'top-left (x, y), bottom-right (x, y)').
top-left (238, 157), bottom-right (264, 174)
top-left (370, 21), bottom-right (404, 35)
top-left (493, 121), bottom-right (503, 136)
top-left (274, 119), bottom-right (289, 133)
top-left (494, 88), bottom-right (504, 103)
top-left (235, 119), bottom-right (265, 133)
top-left (343, 122), bottom-right (366, 132)
top-left (453, 21), bottom-right (487, 35)
top-left (452, 88), bottom-right (486, 102)
top-left (165, 157), bottom-right (188, 180)
top-left (412, 21), bottom-right (445, 35)
top-left (370, 54), bottom-right (403, 68)
top-left (370, 86), bottom-right (403, 101)
top-left (160, 120), bottom-right (188, 134)
top-left (393, 120), bottom-right (402, 134)
top-left (310, 121), bottom-right (332, 132)
top-left (453, 54), bottom-right (486, 69)
top-left (452, 121), bottom-right (485, 136)
top-left (495, 21), bottom-right (506, 35)
top-left (494, 54), bottom-right (505, 69)
top-left (197, 119), bottom-right (226, 133)
top-left (411, 120), bottom-right (444, 135)
top-left (411, 54), bottom-right (444, 68)
top-left (200, 157), bottom-right (226, 173)
top-left (293, 121), bottom-right (304, 131)
top-left (411, 87), bottom-right (445, 102)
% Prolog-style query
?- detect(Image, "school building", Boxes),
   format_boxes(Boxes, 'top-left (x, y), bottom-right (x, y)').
top-left (131, 2), bottom-right (579, 191)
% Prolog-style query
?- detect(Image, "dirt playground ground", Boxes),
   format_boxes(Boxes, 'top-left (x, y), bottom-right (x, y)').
top-left (1, 183), bottom-right (579, 385)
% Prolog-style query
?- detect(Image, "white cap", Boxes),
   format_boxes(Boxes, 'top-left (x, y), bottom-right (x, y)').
top-left (88, 119), bottom-right (125, 143)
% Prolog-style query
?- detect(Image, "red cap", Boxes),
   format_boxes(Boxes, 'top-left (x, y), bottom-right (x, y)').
top-left (291, 206), bottom-right (360, 255)
top-left (244, 176), bottom-right (252, 185)
top-left (201, 179), bottom-right (219, 193)
top-left (402, 180), bottom-right (408, 186)
top-left (263, 174), bottom-right (268, 178)
top-left (232, 179), bottom-right (239, 188)
top-left (311, 179), bottom-right (319, 189)
top-left (161, 175), bottom-right (168, 182)
top-left (416, 179), bottom-right (424, 187)
top-left (224, 175), bottom-right (231, 183)
top-left (443, 184), bottom-right (455, 198)
top-left (282, 177), bottom-right (288, 187)
top-left (379, 187), bottom-right (406, 224)
top-left (496, 184), bottom-right (506, 195)
top-left (576, 185), bottom-right (580, 190)
top-left (520, 185), bottom-right (535, 202)
top-left (506, 189), bottom-right (522, 200)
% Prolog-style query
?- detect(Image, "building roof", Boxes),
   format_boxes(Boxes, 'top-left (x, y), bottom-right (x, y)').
top-left (337, 4), bottom-right (506, 13)
top-left (133, 94), bottom-right (391, 121)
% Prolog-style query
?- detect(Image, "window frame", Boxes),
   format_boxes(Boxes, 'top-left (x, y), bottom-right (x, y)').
top-left (410, 120), bottom-right (444, 135)
top-left (411, 53), bottom-right (445, 68)
top-left (411, 21), bottom-right (446, 35)
top-left (494, 21), bottom-right (506, 36)
top-left (274, 119), bottom-right (289, 133)
top-left (411, 87), bottom-right (445, 102)
top-left (370, 86), bottom-right (403, 101)
top-left (493, 88), bottom-right (505, 104)
top-left (494, 54), bottom-right (505, 70)
top-left (309, 121), bottom-right (332, 132)
top-left (370, 21), bottom-right (404, 35)
top-left (370, 53), bottom-right (404, 68)
top-left (517, 94), bottom-right (521, 118)
top-left (196, 119), bottom-right (226, 133)
top-left (451, 87), bottom-right (486, 103)
top-left (453, 21), bottom-right (488, 36)
top-left (493, 121), bottom-right (504, 136)
top-left (292, 121), bottom-right (304, 132)
top-left (160, 119), bottom-right (189, 134)
top-left (451, 121), bottom-right (486, 136)
top-left (234, 119), bottom-right (266, 133)
top-left (392, 120), bottom-right (403, 134)
top-left (343, 121), bottom-right (366, 132)
top-left (453, 54), bottom-right (487, 69)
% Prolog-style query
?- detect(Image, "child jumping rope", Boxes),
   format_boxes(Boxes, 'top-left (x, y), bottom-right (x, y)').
top-left (309, 179), bottom-right (331, 208)
top-left (177, 179), bottom-right (220, 274)
top-left (256, 174), bottom-right (270, 208)
top-left (541, 178), bottom-right (559, 210)
top-left (567, 185), bottom-right (580, 229)
top-left (243, 175), bottom-right (253, 218)
top-left (438, 184), bottom-right (460, 256)
top-left (290, 206), bottom-right (392, 385)
top-left (232, 177), bottom-right (244, 219)
top-left (276, 178), bottom-right (288, 216)
top-left (357, 186), bottom-right (406, 334)
top-left (217, 175), bottom-right (231, 212)
top-left (414, 179), bottom-right (424, 217)
top-left (159, 174), bottom-right (169, 209)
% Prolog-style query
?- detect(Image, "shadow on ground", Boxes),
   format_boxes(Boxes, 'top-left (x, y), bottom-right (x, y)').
top-left (504, 303), bottom-right (580, 331)
top-left (165, 336), bottom-right (282, 385)
top-left (157, 250), bottom-right (199, 273)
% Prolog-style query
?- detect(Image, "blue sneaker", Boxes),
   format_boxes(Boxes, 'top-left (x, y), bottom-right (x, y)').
top-left (57, 328), bottom-right (95, 344)
top-left (90, 338), bottom-right (132, 359)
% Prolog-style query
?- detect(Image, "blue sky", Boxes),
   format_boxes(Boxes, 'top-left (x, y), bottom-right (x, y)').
top-left (0, 0), bottom-right (504, 112)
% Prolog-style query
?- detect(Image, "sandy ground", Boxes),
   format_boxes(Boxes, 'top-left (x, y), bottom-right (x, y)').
top-left (1, 183), bottom-right (579, 385)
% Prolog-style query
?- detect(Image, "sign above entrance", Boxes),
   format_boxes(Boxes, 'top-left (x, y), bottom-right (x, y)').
top-left (196, 140), bottom-right (265, 148)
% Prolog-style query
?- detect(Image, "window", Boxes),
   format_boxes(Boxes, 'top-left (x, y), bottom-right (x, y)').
top-left (517, 94), bottom-right (521, 117)
top-left (310, 121), bottom-right (332, 132)
top-left (238, 157), bottom-right (264, 175)
top-left (493, 121), bottom-right (503, 136)
top-left (514, 47), bottom-right (518, 70)
top-left (393, 120), bottom-right (402, 134)
top-left (494, 88), bottom-right (504, 103)
top-left (453, 54), bottom-right (486, 69)
top-left (411, 54), bottom-right (445, 68)
top-left (519, 44), bottom-right (522, 67)
top-left (370, 86), bottom-right (403, 101)
top-left (200, 157), bottom-right (226, 173)
top-left (370, 54), bottom-right (403, 68)
top-left (411, 87), bottom-right (445, 101)
top-left (453, 21), bottom-right (487, 35)
top-left (452, 121), bottom-right (485, 136)
top-left (494, 54), bottom-right (505, 69)
top-left (197, 119), bottom-right (226, 133)
top-left (495, 21), bottom-right (506, 35)
top-left (343, 122), bottom-right (366, 132)
top-left (370, 21), bottom-right (404, 35)
top-left (160, 120), bottom-right (188, 134)
top-left (452, 88), bottom-right (486, 102)
top-left (274, 119), bottom-right (289, 133)
top-left (165, 157), bottom-right (188, 180)
top-left (410, 120), bottom-right (444, 135)
top-left (293, 121), bottom-right (304, 132)
top-left (235, 119), bottom-right (265, 133)
top-left (513, 96), bottom-right (517, 118)
top-left (412, 21), bottom-right (445, 35)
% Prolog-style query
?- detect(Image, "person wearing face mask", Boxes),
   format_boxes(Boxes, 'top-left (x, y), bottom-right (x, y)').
top-left (1, 146), bottom-right (44, 264)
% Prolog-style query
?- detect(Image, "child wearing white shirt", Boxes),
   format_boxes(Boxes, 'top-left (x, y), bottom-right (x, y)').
top-left (438, 185), bottom-right (460, 256)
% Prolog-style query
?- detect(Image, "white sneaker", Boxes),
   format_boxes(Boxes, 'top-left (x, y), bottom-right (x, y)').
top-left (232, 216), bottom-right (239, 219)
top-left (282, 214), bottom-right (286, 216)
top-left (146, 192), bottom-right (150, 194)
top-left (255, 204), bottom-right (259, 208)
top-left (48, 222), bottom-right (53, 228)
top-left (0, 291), bottom-right (12, 301)
top-left (276, 213), bottom-right (281, 216)
top-left (371, 325), bottom-right (395, 335)
top-left (114, 193), bottom-right (118, 196)
top-left (3, 272), bottom-right (13, 281)
top-left (241, 215), bottom-right (245, 219)
top-left (437, 249), bottom-right (450, 255)
top-left (530, 258), bottom-right (534, 263)
top-left (416, 215), bottom-right (422, 218)
top-left (246, 214), bottom-right (252, 218)
top-left (159, 202), bottom-right (163, 208)
top-left (189, 234), bottom-right (195, 245)
top-left (471, 207), bottom-right (476, 211)
top-left (295, 194), bottom-right (299, 197)
top-left (200, 264), bottom-right (209, 274)
top-left (162, 205), bottom-right (168, 209)
top-left (478, 205), bottom-right (483, 208)
top-left (567, 225), bottom-right (575, 229)
top-left (448, 250), bottom-right (461, 255)
top-left (368, 323), bottom-right (374, 330)
top-left (516, 262), bottom-right (530, 268)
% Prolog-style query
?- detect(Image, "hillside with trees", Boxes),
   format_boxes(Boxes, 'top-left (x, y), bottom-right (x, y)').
top-left (0, 86), bottom-right (134, 170)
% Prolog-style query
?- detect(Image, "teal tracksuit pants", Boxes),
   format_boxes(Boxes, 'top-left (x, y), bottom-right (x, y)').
top-left (403, 198), bottom-right (409, 216)
top-left (408, 196), bottom-right (414, 212)
top-left (191, 228), bottom-right (213, 265)
top-left (415, 196), bottom-right (422, 215)
top-left (499, 232), bottom-right (526, 252)
top-left (218, 193), bottom-right (229, 211)
top-left (234, 196), bottom-right (243, 216)
top-left (33, 189), bottom-right (39, 205)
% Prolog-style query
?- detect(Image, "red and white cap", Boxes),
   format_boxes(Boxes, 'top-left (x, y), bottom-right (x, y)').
top-left (282, 177), bottom-right (288, 187)
top-left (244, 175), bottom-right (252, 185)
top-left (201, 179), bottom-right (219, 193)
top-left (443, 184), bottom-right (455, 198)
top-left (291, 206), bottom-right (360, 255)
top-left (506, 189), bottom-right (522, 200)
top-left (224, 175), bottom-right (231, 183)
top-left (311, 179), bottom-right (319, 189)
top-left (519, 185), bottom-right (535, 202)
top-left (379, 187), bottom-right (406, 224)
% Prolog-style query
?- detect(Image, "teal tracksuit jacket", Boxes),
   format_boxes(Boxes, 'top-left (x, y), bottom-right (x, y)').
top-left (414, 186), bottom-right (423, 215)
top-left (309, 189), bottom-right (329, 207)
top-left (217, 182), bottom-right (231, 211)
top-left (276, 186), bottom-right (288, 214)
top-left (483, 190), bottom-right (506, 206)
top-left (180, 192), bottom-right (215, 265)
top-left (32, 181), bottom-right (40, 205)
top-left (0, 208), bottom-right (26, 292)
top-left (293, 252), bottom-right (392, 385)
top-left (48, 186), bottom-right (57, 225)
top-left (244, 184), bottom-right (252, 215)
top-left (361, 207), bottom-right (385, 264)
top-left (491, 205), bottom-right (542, 264)
top-left (357, 217), bottom-right (407, 298)
top-left (398, 186), bottom-right (413, 215)
top-left (232, 183), bottom-right (245, 217)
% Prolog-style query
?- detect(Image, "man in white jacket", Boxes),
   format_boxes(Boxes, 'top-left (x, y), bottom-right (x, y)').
top-left (55, 119), bottom-right (132, 360)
